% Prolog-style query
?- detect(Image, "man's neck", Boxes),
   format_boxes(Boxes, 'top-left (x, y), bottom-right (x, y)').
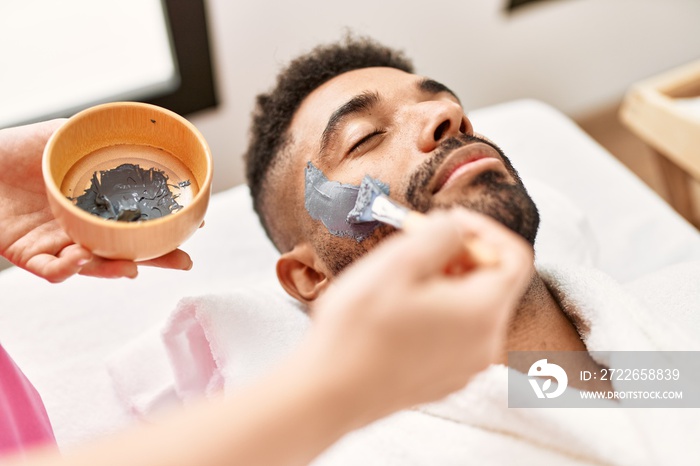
top-left (499, 272), bottom-right (588, 359)
top-left (497, 271), bottom-right (612, 392)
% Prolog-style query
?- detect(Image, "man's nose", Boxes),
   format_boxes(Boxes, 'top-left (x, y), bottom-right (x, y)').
top-left (415, 100), bottom-right (473, 153)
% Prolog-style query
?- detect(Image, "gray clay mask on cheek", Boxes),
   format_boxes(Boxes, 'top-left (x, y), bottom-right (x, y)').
top-left (304, 161), bottom-right (389, 242)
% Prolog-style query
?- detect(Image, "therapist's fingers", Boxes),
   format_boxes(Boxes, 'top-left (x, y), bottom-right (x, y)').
top-left (414, 210), bottom-right (533, 317)
top-left (318, 207), bottom-right (533, 324)
top-left (29, 246), bottom-right (194, 281)
top-left (386, 210), bottom-right (472, 281)
top-left (23, 244), bottom-right (93, 283)
top-left (442, 209), bottom-right (532, 282)
top-left (324, 208), bottom-right (525, 309)
top-left (78, 255), bottom-right (139, 279)
top-left (335, 210), bottom-right (467, 291)
top-left (413, 210), bottom-right (533, 369)
top-left (138, 248), bottom-right (193, 270)
top-left (392, 208), bottom-right (533, 325)
top-left (78, 248), bottom-right (193, 279)
top-left (28, 247), bottom-right (194, 282)
top-left (362, 208), bottom-right (530, 286)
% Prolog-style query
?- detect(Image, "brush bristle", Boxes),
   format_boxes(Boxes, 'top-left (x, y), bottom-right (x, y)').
top-left (347, 176), bottom-right (386, 224)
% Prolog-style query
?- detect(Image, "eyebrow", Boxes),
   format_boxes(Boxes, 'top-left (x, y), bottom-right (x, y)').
top-left (319, 91), bottom-right (380, 154)
top-left (418, 78), bottom-right (461, 103)
top-left (317, 78), bottom-right (460, 156)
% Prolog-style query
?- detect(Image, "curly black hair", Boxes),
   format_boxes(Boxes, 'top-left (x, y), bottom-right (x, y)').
top-left (243, 36), bottom-right (413, 250)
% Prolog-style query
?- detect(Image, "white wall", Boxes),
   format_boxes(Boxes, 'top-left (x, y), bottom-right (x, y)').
top-left (190, 0), bottom-right (700, 191)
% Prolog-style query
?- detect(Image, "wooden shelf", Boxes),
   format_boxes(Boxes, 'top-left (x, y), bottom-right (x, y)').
top-left (620, 59), bottom-right (700, 226)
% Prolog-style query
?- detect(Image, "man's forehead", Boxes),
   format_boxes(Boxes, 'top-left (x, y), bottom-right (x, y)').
top-left (312, 67), bottom-right (415, 106)
top-left (290, 67), bottom-right (417, 136)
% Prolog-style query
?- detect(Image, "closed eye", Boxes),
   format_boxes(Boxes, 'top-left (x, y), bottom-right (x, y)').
top-left (349, 129), bottom-right (385, 154)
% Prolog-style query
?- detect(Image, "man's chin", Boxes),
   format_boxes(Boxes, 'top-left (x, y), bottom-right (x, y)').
top-left (429, 172), bottom-right (540, 246)
top-left (430, 170), bottom-right (510, 207)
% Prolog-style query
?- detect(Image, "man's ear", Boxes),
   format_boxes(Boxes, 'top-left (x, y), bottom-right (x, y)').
top-left (277, 243), bottom-right (331, 304)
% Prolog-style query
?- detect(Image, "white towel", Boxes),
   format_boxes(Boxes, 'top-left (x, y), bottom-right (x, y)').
top-left (106, 326), bottom-right (180, 417)
top-left (162, 289), bottom-right (310, 400)
top-left (107, 287), bottom-right (309, 418)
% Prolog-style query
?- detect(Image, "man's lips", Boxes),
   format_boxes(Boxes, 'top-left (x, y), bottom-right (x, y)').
top-left (431, 142), bottom-right (503, 194)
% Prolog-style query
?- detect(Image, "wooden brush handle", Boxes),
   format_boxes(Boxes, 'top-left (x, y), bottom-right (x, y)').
top-left (403, 211), bottom-right (500, 267)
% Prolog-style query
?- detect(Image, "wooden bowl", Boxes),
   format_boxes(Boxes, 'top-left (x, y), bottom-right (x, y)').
top-left (42, 102), bottom-right (213, 261)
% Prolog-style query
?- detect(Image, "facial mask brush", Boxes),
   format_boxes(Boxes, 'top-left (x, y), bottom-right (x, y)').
top-left (347, 175), bottom-right (499, 267)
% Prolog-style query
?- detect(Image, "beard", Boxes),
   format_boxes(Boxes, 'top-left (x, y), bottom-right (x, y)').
top-left (405, 134), bottom-right (540, 246)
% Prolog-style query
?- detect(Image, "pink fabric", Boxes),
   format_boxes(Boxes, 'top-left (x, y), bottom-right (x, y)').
top-left (0, 342), bottom-right (56, 458)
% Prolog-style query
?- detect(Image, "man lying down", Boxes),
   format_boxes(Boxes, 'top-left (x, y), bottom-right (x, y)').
top-left (244, 36), bottom-right (700, 465)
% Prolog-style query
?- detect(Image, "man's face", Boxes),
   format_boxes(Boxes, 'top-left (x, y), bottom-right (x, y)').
top-left (285, 67), bottom-right (538, 275)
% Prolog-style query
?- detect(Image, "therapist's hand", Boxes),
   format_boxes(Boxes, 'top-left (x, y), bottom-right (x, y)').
top-left (0, 120), bottom-right (193, 283)
top-left (305, 208), bottom-right (533, 424)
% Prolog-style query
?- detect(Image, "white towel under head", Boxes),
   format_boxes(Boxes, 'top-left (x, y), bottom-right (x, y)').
top-left (162, 289), bottom-right (310, 400)
top-left (106, 327), bottom-right (180, 418)
top-left (106, 287), bottom-right (309, 418)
